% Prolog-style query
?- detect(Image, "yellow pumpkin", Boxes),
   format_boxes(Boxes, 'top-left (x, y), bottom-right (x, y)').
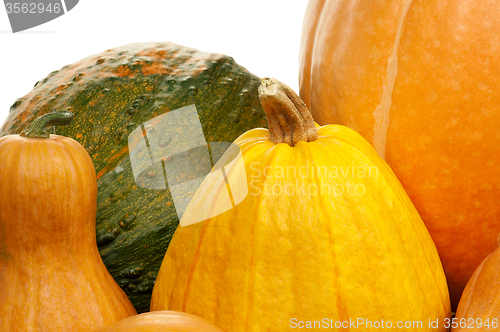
top-left (97, 311), bottom-right (224, 332)
top-left (150, 78), bottom-right (450, 331)
top-left (299, 0), bottom-right (500, 309)
top-left (0, 111), bottom-right (137, 331)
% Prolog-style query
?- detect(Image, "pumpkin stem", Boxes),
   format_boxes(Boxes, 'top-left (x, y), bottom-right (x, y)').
top-left (258, 78), bottom-right (317, 146)
top-left (20, 111), bottom-right (74, 139)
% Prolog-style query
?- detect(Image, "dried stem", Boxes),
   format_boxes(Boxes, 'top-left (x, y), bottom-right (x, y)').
top-left (258, 78), bottom-right (318, 146)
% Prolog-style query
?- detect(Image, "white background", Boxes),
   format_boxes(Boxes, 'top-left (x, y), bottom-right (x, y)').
top-left (0, 0), bottom-right (308, 126)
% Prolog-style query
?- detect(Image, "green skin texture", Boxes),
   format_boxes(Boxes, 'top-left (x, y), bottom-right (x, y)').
top-left (0, 42), bottom-right (267, 313)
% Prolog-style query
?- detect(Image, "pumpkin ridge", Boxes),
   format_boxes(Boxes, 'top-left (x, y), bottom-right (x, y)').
top-left (245, 186), bottom-right (257, 330)
top-left (181, 220), bottom-right (210, 312)
top-left (338, 128), bottom-right (452, 314)
top-left (373, 0), bottom-right (413, 160)
top-left (299, 0), bottom-right (326, 110)
top-left (243, 142), bottom-right (281, 328)
top-left (307, 142), bottom-right (347, 321)
top-left (318, 128), bottom-right (449, 319)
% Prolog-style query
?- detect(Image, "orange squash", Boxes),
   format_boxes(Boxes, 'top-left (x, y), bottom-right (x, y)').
top-left (0, 111), bottom-right (137, 331)
top-left (97, 311), bottom-right (224, 332)
top-left (299, 0), bottom-right (500, 308)
top-left (150, 78), bottom-right (450, 331)
top-left (452, 247), bottom-right (500, 332)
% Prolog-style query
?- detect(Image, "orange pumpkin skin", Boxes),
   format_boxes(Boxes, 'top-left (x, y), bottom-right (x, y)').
top-left (453, 247), bottom-right (500, 332)
top-left (97, 311), bottom-right (224, 332)
top-left (299, 0), bottom-right (500, 308)
top-left (0, 132), bottom-right (137, 331)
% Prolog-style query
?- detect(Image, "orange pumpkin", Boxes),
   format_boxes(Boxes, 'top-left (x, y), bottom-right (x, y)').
top-left (299, 0), bottom-right (500, 308)
top-left (0, 111), bottom-right (137, 331)
top-left (97, 311), bottom-right (224, 332)
top-left (453, 247), bottom-right (500, 332)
